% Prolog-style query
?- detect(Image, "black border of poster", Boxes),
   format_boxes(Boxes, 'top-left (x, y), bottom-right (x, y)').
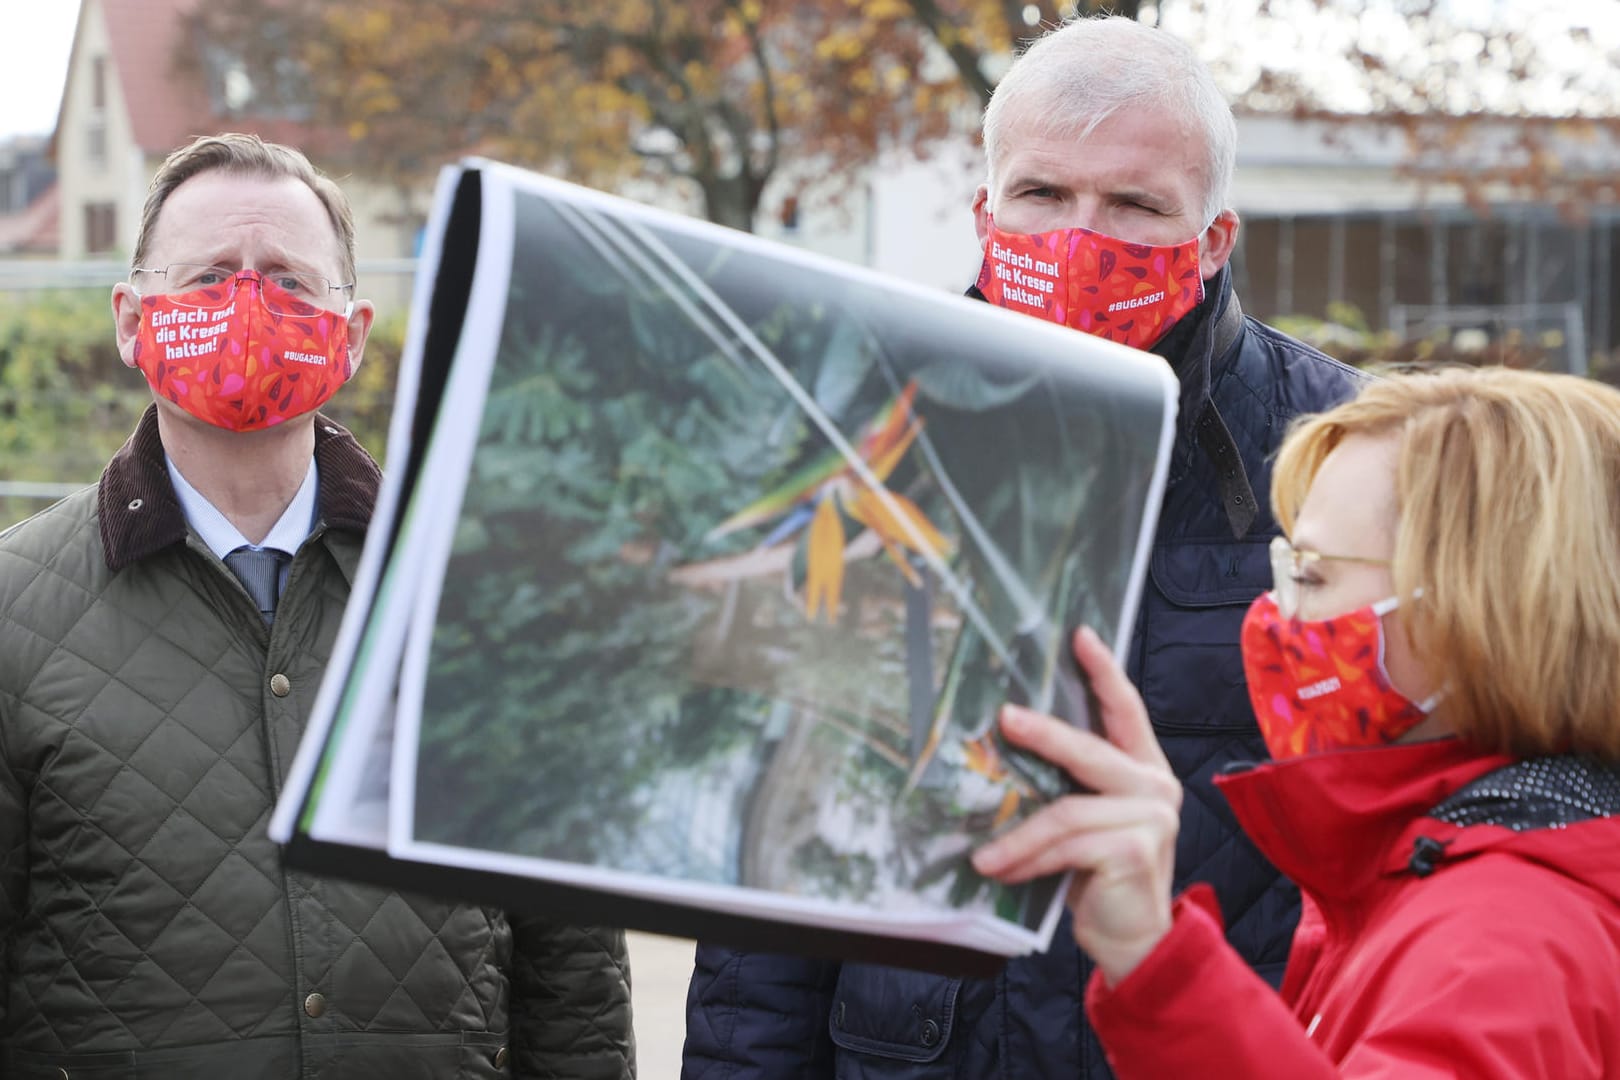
top-left (283, 833), bottom-right (1007, 976)
top-left (278, 166), bottom-right (1009, 977)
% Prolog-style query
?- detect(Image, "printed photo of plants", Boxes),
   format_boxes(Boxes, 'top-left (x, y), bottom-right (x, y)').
top-left (410, 184), bottom-right (1171, 931)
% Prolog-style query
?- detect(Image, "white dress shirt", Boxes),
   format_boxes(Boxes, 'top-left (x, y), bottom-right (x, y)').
top-left (167, 456), bottom-right (319, 596)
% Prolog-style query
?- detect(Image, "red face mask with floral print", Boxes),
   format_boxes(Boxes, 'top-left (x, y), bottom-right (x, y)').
top-left (132, 270), bottom-right (352, 433)
top-left (975, 215), bottom-right (1205, 350)
top-left (1240, 591), bottom-right (1440, 760)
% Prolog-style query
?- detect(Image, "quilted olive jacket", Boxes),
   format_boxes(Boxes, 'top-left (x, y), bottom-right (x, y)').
top-left (0, 409), bottom-right (635, 1080)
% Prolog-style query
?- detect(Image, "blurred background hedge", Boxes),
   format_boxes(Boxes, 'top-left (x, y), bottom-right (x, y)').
top-left (1271, 301), bottom-right (1620, 382)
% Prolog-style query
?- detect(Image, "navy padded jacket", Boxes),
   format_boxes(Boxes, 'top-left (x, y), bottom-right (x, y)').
top-left (683, 269), bottom-right (1367, 1080)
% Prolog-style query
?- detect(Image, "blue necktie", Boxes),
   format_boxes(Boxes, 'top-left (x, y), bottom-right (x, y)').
top-left (224, 547), bottom-right (285, 625)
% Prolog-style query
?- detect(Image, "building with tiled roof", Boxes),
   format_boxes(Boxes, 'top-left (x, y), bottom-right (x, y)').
top-left (0, 183), bottom-right (61, 257)
top-left (53, 0), bottom-right (422, 267)
top-left (0, 135), bottom-right (58, 256)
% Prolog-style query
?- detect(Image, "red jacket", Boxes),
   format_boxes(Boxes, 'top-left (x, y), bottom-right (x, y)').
top-left (1087, 738), bottom-right (1620, 1078)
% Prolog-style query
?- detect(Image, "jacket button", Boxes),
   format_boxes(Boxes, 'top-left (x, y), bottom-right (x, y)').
top-left (304, 991), bottom-right (326, 1018)
top-left (834, 1000), bottom-right (846, 1028)
top-left (270, 673), bottom-right (292, 697)
top-left (493, 1046), bottom-right (509, 1068)
top-left (56, 1069), bottom-right (69, 1080)
top-left (920, 1018), bottom-right (940, 1046)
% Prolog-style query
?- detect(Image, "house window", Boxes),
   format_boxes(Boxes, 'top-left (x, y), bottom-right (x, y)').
top-left (84, 203), bottom-right (117, 254)
top-left (87, 122), bottom-right (107, 170)
top-left (92, 56), bottom-right (107, 110)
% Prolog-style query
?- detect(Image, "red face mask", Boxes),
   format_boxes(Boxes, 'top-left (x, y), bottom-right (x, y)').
top-left (1241, 591), bottom-right (1439, 760)
top-left (975, 215), bottom-right (1205, 350)
top-left (132, 271), bottom-right (352, 433)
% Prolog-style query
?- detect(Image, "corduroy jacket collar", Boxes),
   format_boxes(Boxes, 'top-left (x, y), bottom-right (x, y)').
top-left (98, 405), bottom-right (380, 572)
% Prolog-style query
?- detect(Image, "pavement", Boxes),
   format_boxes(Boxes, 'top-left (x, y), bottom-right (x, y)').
top-left (628, 932), bottom-right (697, 1080)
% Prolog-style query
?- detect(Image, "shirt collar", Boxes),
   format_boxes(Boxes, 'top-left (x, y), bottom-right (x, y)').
top-left (165, 455), bottom-right (319, 559)
top-left (99, 405), bottom-right (380, 573)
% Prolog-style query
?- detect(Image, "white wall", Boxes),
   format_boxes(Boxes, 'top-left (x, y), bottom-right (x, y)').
top-left (56, 0), bottom-right (146, 261)
top-left (753, 139), bottom-right (986, 294)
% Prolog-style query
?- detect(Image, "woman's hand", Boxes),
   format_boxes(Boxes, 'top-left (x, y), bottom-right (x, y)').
top-left (971, 626), bottom-right (1182, 986)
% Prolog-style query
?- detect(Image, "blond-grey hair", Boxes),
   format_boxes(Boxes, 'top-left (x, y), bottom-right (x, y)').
top-left (982, 16), bottom-right (1236, 225)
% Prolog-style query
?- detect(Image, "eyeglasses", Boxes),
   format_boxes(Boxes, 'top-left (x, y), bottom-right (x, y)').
top-left (1269, 534), bottom-right (1392, 619)
top-left (131, 263), bottom-right (354, 316)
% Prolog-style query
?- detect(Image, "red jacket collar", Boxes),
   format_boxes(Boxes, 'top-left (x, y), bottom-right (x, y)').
top-left (1214, 739), bottom-right (1515, 903)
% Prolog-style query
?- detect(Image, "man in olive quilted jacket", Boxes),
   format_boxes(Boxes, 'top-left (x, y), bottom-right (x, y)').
top-left (0, 134), bottom-right (634, 1079)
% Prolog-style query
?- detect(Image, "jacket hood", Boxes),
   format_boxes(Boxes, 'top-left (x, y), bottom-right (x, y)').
top-left (1216, 739), bottom-right (1620, 907)
top-left (1417, 754), bottom-right (1620, 905)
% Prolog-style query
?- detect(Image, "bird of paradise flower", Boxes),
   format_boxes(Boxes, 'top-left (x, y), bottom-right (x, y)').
top-left (705, 380), bottom-right (955, 622)
top-left (959, 729), bottom-right (1043, 830)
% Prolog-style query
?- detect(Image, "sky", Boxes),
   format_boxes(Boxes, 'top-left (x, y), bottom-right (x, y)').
top-left (1, 0), bottom-right (1616, 143)
top-left (1, 1), bottom-right (82, 140)
top-left (1165, 0), bottom-right (1620, 116)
